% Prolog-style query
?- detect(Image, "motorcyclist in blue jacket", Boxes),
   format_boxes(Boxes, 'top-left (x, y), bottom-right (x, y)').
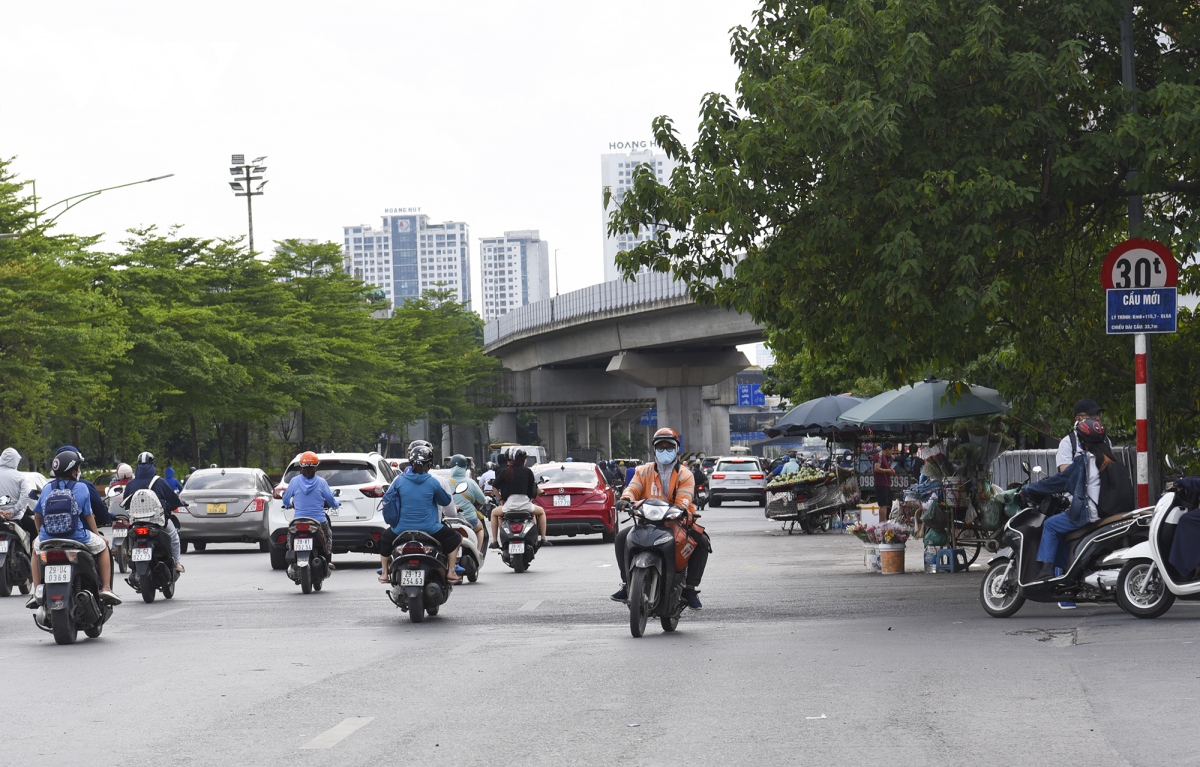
top-left (281, 451), bottom-right (339, 561)
top-left (378, 444), bottom-right (461, 585)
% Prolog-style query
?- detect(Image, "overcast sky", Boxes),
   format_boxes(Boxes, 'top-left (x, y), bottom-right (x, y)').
top-left (2, 0), bottom-right (759, 310)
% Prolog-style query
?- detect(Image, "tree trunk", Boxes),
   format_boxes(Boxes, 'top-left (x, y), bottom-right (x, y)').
top-left (189, 414), bottom-right (200, 469)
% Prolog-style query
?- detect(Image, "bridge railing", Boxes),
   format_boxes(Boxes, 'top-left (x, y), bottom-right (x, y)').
top-left (485, 266), bottom-right (736, 346)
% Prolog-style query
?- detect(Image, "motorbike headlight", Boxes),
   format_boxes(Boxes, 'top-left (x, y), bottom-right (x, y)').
top-left (641, 505), bottom-right (667, 522)
top-left (652, 532), bottom-right (673, 546)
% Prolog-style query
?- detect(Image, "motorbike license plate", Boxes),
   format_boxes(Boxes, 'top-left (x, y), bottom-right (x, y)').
top-left (44, 565), bottom-right (71, 583)
top-left (553, 495), bottom-right (571, 507)
top-left (509, 542), bottom-right (526, 555)
top-left (132, 547), bottom-right (153, 562)
top-left (400, 569), bottom-right (424, 586)
top-left (207, 503), bottom-right (227, 515)
top-left (112, 530), bottom-right (126, 539)
top-left (0, 540), bottom-right (7, 552)
top-left (294, 537), bottom-right (314, 551)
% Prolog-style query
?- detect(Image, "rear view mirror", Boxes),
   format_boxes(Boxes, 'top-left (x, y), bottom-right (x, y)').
top-left (1021, 460), bottom-right (1031, 474)
top-left (1032, 466), bottom-right (1044, 475)
top-left (454, 482), bottom-right (468, 494)
top-left (1165, 454), bottom-right (1176, 470)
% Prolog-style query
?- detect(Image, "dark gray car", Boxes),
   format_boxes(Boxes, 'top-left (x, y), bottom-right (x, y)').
top-left (177, 468), bottom-right (273, 552)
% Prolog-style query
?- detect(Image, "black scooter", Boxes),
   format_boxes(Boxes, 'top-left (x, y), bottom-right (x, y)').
top-left (979, 464), bottom-right (1148, 617)
top-left (387, 531), bottom-right (453, 623)
top-left (285, 515), bottom-right (331, 594)
top-left (127, 521), bottom-right (179, 603)
top-left (498, 506), bottom-right (540, 573)
top-left (622, 498), bottom-right (699, 638)
top-left (34, 539), bottom-right (113, 644)
top-left (0, 496), bottom-right (33, 596)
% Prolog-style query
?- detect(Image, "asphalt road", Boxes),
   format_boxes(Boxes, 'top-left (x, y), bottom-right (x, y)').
top-left (3, 503), bottom-right (1198, 766)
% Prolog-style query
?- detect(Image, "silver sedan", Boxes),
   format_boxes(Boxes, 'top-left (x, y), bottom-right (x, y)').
top-left (177, 468), bottom-right (274, 552)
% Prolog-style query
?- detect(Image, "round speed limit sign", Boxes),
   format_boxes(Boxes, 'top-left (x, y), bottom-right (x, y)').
top-left (1101, 238), bottom-right (1178, 290)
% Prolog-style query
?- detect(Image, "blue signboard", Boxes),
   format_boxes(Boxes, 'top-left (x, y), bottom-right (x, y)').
top-left (1106, 288), bottom-right (1177, 334)
top-left (736, 384), bottom-right (766, 407)
top-left (731, 431), bottom-right (767, 442)
top-left (639, 408), bottom-right (658, 426)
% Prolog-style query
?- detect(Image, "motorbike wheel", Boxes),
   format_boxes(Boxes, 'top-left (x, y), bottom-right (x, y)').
top-left (259, 540), bottom-right (270, 552)
top-left (0, 563), bottom-right (11, 597)
top-left (141, 578), bottom-right (157, 603)
top-left (409, 594), bottom-right (426, 623)
top-left (18, 577), bottom-right (31, 595)
top-left (661, 613), bottom-right (679, 632)
top-left (51, 605), bottom-right (78, 645)
top-left (117, 547), bottom-right (129, 574)
top-left (162, 576), bottom-right (175, 600)
top-left (465, 558), bottom-right (478, 583)
top-left (1117, 560), bottom-right (1176, 619)
top-left (269, 547), bottom-right (287, 571)
top-left (512, 552), bottom-right (528, 573)
top-left (84, 621), bottom-right (104, 639)
top-left (979, 559), bottom-right (1024, 618)
top-left (427, 600), bottom-right (440, 616)
top-left (300, 566), bottom-right (312, 594)
top-left (628, 568), bottom-right (649, 638)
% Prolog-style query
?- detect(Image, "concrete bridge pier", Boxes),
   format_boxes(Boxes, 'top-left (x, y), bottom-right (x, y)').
top-left (489, 412), bottom-right (518, 445)
top-left (607, 349), bottom-right (749, 458)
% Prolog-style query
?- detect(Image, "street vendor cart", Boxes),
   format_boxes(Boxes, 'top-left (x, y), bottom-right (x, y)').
top-left (765, 467), bottom-right (861, 534)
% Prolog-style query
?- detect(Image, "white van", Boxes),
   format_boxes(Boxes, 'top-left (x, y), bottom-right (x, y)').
top-left (498, 445), bottom-right (548, 467)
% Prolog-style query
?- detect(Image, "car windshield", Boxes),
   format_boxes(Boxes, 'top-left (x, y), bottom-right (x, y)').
top-left (282, 461), bottom-right (376, 486)
top-left (716, 461), bottom-right (759, 472)
top-left (537, 466), bottom-right (598, 486)
top-left (183, 472), bottom-right (258, 491)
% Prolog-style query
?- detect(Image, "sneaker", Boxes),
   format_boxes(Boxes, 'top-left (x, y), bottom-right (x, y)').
top-left (99, 590), bottom-right (123, 606)
top-left (610, 585), bottom-right (628, 602)
top-left (682, 588), bottom-right (703, 609)
top-left (490, 541), bottom-right (500, 550)
top-left (539, 538), bottom-right (552, 547)
top-left (455, 565), bottom-right (466, 574)
top-left (1034, 562), bottom-right (1055, 581)
top-left (1058, 601), bottom-right (1077, 610)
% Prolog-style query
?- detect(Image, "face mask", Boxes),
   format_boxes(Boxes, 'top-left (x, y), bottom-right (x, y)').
top-left (655, 448), bottom-right (677, 464)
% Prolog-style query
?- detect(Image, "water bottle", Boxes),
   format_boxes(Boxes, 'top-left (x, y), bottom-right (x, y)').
top-left (924, 544), bottom-right (938, 574)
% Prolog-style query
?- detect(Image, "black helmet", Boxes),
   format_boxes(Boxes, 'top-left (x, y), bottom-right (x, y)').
top-left (409, 444), bottom-right (434, 467)
top-left (450, 454), bottom-right (469, 469)
top-left (137, 451), bottom-right (155, 465)
top-left (1076, 417), bottom-right (1107, 445)
top-left (51, 449), bottom-right (82, 478)
top-left (407, 439), bottom-right (433, 453)
top-left (513, 449), bottom-right (528, 466)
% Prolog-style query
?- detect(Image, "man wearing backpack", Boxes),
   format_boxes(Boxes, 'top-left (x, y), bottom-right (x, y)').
top-left (120, 452), bottom-right (186, 573)
top-left (26, 448), bottom-right (121, 608)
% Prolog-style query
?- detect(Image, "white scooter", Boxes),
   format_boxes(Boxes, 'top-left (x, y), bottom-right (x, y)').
top-left (443, 485), bottom-right (487, 583)
top-left (1108, 485), bottom-right (1200, 618)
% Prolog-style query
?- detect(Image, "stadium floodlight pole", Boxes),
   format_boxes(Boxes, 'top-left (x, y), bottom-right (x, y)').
top-left (36, 175), bottom-right (174, 229)
top-left (228, 154), bottom-right (268, 254)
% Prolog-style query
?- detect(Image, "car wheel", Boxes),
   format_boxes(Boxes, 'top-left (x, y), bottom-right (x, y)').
top-left (710, 498), bottom-right (722, 508)
top-left (180, 540), bottom-right (189, 555)
top-left (193, 542), bottom-right (207, 552)
top-left (602, 528), bottom-right (616, 544)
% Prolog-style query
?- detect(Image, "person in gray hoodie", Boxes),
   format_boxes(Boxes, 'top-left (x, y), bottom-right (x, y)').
top-left (0, 448), bottom-right (35, 538)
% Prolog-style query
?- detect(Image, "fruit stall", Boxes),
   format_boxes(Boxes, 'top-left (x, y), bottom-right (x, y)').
top-left (764, 464), bottom-right (861, 534)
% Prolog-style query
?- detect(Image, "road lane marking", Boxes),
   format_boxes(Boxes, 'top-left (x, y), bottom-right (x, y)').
top-left (301, 717), bottom-right (374, 749)
top-left (518, 599), bottom-right (542, 611)
top-left (452, 640), bottom-right (483, 654)
top-left (143, 608), bottom-right (189, 620)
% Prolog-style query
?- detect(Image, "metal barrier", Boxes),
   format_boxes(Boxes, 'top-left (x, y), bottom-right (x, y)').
top-left (484, 265), bottom-right (738, 346)
top-left (990, 448), bottom-right (1136, 489)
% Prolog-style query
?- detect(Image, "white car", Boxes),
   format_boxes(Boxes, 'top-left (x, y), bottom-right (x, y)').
top-left (707, 456), bottom-right (767, 507)
top-left (268, 451), bottom-right (397, 569)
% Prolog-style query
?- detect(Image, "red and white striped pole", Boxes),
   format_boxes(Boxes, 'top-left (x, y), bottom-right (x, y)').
top-left (1134, 333), bottom-right (1150, 506)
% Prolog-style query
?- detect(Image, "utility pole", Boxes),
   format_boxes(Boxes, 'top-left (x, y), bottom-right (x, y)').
top-left (554, 248), bottom-right (561, 296)
top-left (228, 155), bottom-right (268, 254)
top-left (1121, 3), bottom-right (1154, 502)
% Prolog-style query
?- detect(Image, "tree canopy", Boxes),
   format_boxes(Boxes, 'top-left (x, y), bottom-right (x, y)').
top-left (608, 0), bottom-right (1200, 446)
top-left (0, 157), bottom-right (500, 471)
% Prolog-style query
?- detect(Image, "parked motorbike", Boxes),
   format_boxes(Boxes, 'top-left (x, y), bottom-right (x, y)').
top-left (0, 495), bottom-right (33, 596)
top-left (284, 513), bottom-right (331, 594)
top-left (498, 502), bottom-right (540, 573)
top-left (979, 464), bottom-right (1149, 617)
top-left (33, 539), bottom-right (113, 644)
top-left (621, 498), bottom-right (702, 638)
top-left (127, 521), bottom-right (179, 603)
top-left (1108, 482), bottom-right (1200, 618)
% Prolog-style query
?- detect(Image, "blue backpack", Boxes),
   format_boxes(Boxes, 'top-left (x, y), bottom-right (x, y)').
top-left (382, 479), bottom-right (404, 528)
top-left (41, 480), bottom-right (82, 537)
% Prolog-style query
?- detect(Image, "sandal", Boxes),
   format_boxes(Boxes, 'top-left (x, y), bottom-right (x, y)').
top-left (378, 574), bottom-right (389, 584)
top-left (447, 575), bottom-right (463, 584)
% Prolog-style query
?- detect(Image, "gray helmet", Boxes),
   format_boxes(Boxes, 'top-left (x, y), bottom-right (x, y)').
top-left (409, 444), bottom-right (434, 467)
top-left (450, 454), bottom-right (470, 469)
top-left (137, 451), bottom-right (155, 465)
top-left (407, 439), bottom-right (433, 453)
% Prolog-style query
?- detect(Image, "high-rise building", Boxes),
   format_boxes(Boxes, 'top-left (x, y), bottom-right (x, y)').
top-left (479, 230), bottom-right (551, 321)
top-left (342, 209), bottom-right (470, 309)
top-left (600, 145), bottom-right (677, 283)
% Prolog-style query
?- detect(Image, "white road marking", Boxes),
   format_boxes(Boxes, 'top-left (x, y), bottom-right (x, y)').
top-left (143, 608), bottom-right (189, 621)
top-left (452, 640), bottom-right (483, 655)
top-left (301, 717), bottom-right (374, 749)
top-left (518, 599), bottom-right (542, 611)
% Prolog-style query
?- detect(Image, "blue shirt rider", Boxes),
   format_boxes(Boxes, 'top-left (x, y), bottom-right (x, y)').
top-left (282, 451), bottom-right (339, 557)
top-left (378, 444), bottom-right (461, 585)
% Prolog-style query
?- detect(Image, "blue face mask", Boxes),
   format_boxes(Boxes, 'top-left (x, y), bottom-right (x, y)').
top-left (655, 448), bottom-right (677, 464)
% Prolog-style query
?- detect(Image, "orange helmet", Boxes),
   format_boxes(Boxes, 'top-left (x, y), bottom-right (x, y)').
top-left (298, 451), bottom-right (319, 466)
top-left (652, 427), bottom-right (680, 450)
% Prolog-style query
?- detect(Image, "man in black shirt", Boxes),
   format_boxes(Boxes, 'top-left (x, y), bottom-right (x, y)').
top-left (488, 449), bottom-right (548, 546)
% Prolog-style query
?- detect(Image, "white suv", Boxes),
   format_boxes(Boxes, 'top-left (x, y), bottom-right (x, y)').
top-left (708, 456), bottom-right (767, 507)
top-left (268, 451), bottom-right (397, 569)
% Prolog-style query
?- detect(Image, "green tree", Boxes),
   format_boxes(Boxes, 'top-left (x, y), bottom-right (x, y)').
top-left (608, 1), bottom-right (1200, 447)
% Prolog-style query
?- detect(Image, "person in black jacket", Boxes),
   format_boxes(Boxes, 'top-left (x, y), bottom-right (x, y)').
top-left (54, 445), bottom-right (111, 527)
top-left (489, 449), bottom-right (547, 546)
top-left (120, 452), bottom-right (186, 572)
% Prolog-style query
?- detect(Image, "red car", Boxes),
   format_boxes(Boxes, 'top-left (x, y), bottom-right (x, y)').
top-left (533, 462), bottom-right (618, 542)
